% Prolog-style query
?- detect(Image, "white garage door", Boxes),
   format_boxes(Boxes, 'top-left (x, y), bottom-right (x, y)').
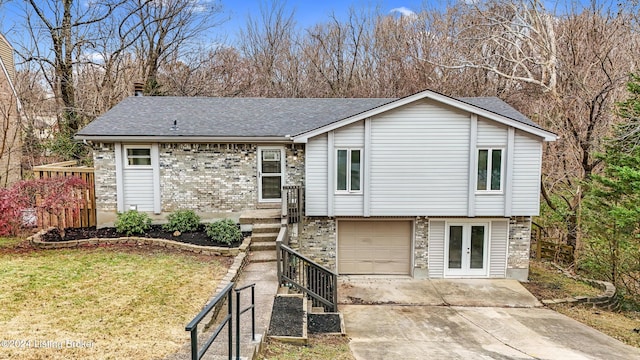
top-left (338, 220), bottom-right (412, 275)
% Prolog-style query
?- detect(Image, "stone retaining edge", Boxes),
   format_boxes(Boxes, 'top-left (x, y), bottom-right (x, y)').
top-left (541, 263), bottom-right (619, 310)
top-left (28, 227), bottom-right (251, 257)
top-left (200, 242), bottom-right (252, 329)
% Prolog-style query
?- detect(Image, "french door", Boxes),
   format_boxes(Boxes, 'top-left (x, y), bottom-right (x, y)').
top-left (258, 147), bottom-right (284, 202)
top-left (445, 223), bottom-right (489, 277)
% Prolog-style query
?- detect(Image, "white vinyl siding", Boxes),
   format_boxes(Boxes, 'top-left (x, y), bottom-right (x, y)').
top-left (370, 100), bottom-right (470, 215)
top-left (334, 121), bottom-right (364, 147)
top-left (428, 220), bottom-right (446, 278)
top-left (304, 100), bottom-right (545, 218)
top-left (123, 169), bottom-right (154, 211)
top-left (475, 195), bottom-right (504, 216)
top-left (512, 131), bottom-right (543, 215)
top-left (334, 195), bottom-right (363, 215)
top-left (489, 220), bottom-right (508, 277)
top-left (117, 144), bottom-right (160, 213)
top-left (477, 118), bottom-right (507, 146)
top-left (305, 134), bottom-right (328, 215)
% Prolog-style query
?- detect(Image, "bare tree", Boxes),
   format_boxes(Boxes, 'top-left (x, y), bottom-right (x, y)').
top-left (19, 0), bottom-right (127, 133)
top-left (128, 0), bottom-right (225, 95)
top-left (159, 46), bottom-right (251, 97)
top-left (238, 0), bottom-right (299, 97)
top-left (300, 9), bottom-right (369, 97)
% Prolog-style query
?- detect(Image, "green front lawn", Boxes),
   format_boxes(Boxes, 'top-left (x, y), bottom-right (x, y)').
top-left (0, 239), bottom-right (228, 359)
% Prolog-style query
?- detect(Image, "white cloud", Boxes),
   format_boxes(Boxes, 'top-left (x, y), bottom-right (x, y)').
top-left (390, 6), bottom-right (417, 18)
top-left (80, 51), bottom-right (105, 64)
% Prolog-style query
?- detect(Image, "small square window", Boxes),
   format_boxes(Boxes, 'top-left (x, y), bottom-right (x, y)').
top-left (126, 148), bottom-right (151, 166)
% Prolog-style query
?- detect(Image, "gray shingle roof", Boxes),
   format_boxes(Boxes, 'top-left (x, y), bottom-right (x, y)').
top-left (76, 94), bottom-right (542, 138)
top-left (77, 97), bottom-right (395, 138)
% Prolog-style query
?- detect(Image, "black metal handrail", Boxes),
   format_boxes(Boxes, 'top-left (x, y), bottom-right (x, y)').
top-left (185, 282), bottom-right (234, 360)
top-left (276, 241), bottom-right (338, 312)
top-left (234, 283), bottom-right (256, 360)
top-left (282, 185), bottom-right (303, 224)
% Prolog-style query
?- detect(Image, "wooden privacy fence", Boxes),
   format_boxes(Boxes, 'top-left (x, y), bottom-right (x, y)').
top-left (531, 224), bottom-right (574, 264)
top-left (33, 161), bottom-right (96, 229)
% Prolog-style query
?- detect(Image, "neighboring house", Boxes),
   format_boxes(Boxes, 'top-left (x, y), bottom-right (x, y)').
top-left (76, 89), bottom-right (556, 281)
top-left (0, 33), bottom-right (22, 187)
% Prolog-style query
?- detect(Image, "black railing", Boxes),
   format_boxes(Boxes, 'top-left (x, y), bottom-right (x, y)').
top-left (185, 282), bottom-right (257, 360)
top-left (276, 241), bottom-right (338, 312)
top-left (185, 282), bottom-right (233, 360)
top-left (282, 185), bottom-right (303, 224)
top-left (234, 284), bottom-right (256, 359)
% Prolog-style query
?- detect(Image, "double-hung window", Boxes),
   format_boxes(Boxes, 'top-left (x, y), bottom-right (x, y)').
top-left (125, 146), bottom-right (152, 167)
top-left (477, 148), bottom-right (503, 192)
top-left (336, 148), bottom-right (361, 193)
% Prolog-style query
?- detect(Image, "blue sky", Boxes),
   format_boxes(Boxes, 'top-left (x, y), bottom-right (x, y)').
top-left (219, 0), bottom-right (427, 41)
top-left (222, 0), bottom-right (425, 30)
top-left (0, 0), bottom-right (427, 47)
top-left (0, 0), bottom-right (598, 52)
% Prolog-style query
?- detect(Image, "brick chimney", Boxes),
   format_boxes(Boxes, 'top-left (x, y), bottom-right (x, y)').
top-left (133, 82), bottom-right (144, 96)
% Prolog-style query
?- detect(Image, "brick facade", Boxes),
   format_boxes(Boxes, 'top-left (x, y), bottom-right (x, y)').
top-left (93, 143), bottom-right (117, 212)
top-left (293, 217), bottom-right (337, 271)
top-left (160, 143), bottom-right (257, 213)
top-left (93, 142), bottom-right (304, 225)
top-left (507, 216), bottom-right (532, 281)
top-left (414, 217), bottom-right (429, 278)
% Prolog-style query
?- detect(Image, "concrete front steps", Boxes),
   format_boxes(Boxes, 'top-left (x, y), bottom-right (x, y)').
top-left (240, 209), bottom-right (281, 263)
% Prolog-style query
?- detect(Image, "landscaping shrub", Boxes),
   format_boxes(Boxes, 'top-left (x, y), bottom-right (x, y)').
top-left (163, 210), bottom-right (201, 233)
top-left (115, 210), bottom-right (152, 236)
top-left (205, 219), bottom-right (242, 245)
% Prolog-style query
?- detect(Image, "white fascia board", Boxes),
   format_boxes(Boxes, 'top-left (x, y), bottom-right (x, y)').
top-left (293, 89), bottom-right (557, 143)
top-left (75, 135), bottom-right (293, 144)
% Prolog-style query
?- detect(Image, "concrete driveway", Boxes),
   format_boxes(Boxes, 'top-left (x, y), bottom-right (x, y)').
top-left (339, 278), bottom-right (640, 360)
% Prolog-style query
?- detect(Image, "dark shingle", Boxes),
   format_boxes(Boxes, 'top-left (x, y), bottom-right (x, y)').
top-left (457, 97), bottom-right (541, 129)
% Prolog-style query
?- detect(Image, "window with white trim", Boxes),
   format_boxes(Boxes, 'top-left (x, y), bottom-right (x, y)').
top-left (477, 148), bottom-right (503, 191)
top-left (336, 148), bottom-right (361, 192)
top-left (125, 146), bottom-right (152, 167)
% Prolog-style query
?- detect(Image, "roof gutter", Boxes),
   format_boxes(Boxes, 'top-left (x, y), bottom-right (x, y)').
top-left (74, 135), bottom-right (294, 144)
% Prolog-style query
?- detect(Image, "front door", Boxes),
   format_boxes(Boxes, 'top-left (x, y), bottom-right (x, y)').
top-left (445, 223), bottom-right (488, 277)
top-left (258, 147), bottom-right (284, 202)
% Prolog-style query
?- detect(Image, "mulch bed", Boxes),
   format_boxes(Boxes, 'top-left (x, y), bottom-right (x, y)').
top-left (40, 224), bottom-right (248, 248)
top-left (308, 313), bottom-right (341, 334)
top-left (268, 296), bottom-right (304, 337)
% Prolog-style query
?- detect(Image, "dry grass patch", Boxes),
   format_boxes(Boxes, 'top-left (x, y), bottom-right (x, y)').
top-left (257, 334), bottom-right (354, 360)
top-left (523, 260), bottom-right (601, 300)
top-left (549, 304), bottom-right (640, 348)
top-left (0, 236), bottom-right (24, 249)
top-left (0, 243), bottom-right (229, 359)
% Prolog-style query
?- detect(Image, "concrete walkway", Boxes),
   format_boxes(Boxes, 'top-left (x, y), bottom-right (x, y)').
top-left (340, 278), bottom-right (640, 360)
top-left (167, 256), bottom-right (278, 360)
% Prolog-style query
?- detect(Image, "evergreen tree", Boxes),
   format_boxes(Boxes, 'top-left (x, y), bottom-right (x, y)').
top-left (582, 74), bottom-right (640, 302)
